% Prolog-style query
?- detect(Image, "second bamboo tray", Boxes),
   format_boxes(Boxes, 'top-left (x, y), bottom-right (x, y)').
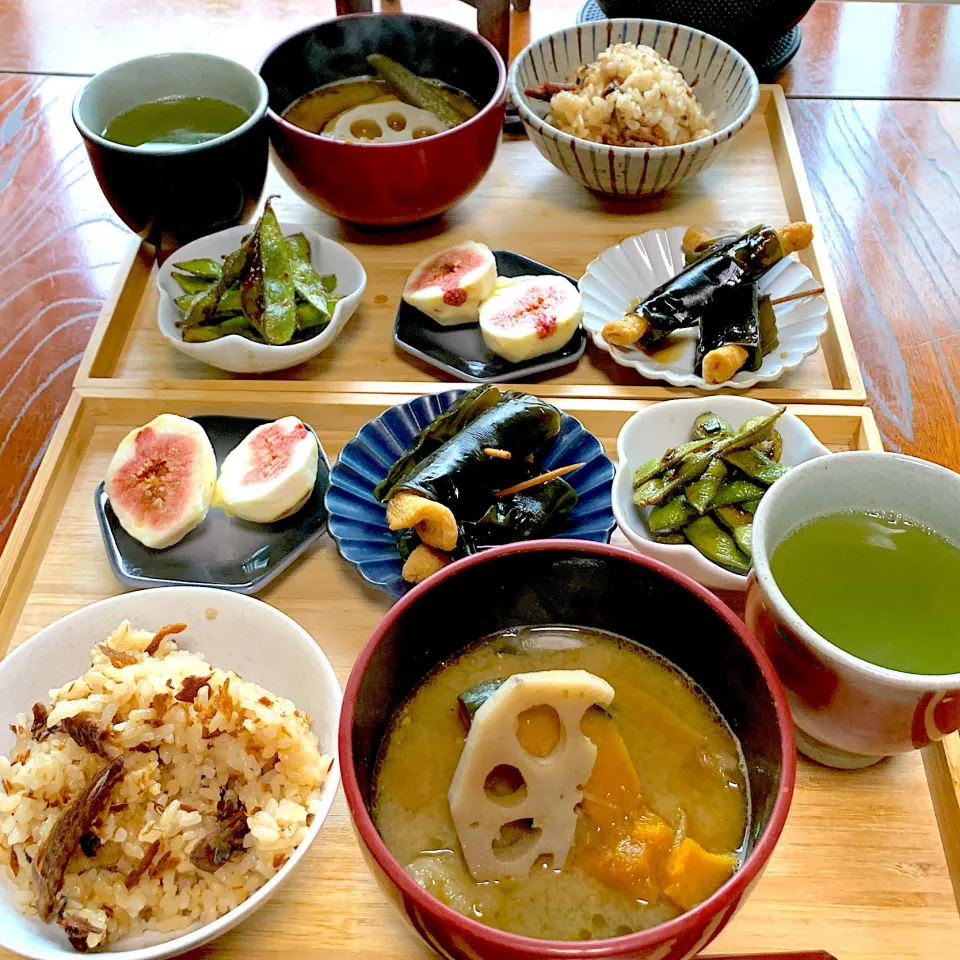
top-left (74, 87), bottom-right (865, 404)
top-left (0, 391), bottom-right (956, 960)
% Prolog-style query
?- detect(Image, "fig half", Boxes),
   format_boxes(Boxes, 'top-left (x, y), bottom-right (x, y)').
top-left (105, 414), bottom-right (217, 549)
top-left (402, 241), bottom-right (497, 326)
top-left (212, 417), bottom-right (319, 523)
top-left (478, 275), bottom-right (583, 363)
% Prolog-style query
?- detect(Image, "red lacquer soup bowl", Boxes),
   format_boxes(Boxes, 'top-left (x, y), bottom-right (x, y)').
top-left (258, 14), bottom-right (506, 227)
top-left (339, 540), bottom-right (796, 960)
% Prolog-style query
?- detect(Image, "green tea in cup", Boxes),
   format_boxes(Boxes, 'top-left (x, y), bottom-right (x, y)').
top-left (770, 509), bottom-right (960, 675)
top-left (103, 95), bottom-right (250, 148)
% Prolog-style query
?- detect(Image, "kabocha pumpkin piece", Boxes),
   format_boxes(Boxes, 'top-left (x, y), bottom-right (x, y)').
top-left (662, 838), bottom-right (737, 911)
top-left (578, 813), bottom-right (676, 903)
top-left (387, 491), bottom-right (458, 551)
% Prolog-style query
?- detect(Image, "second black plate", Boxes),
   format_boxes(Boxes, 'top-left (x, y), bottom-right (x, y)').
top-left (393, 249), bottom-right (586, 383)
top-left (95, 415), bottom-right (330, 595)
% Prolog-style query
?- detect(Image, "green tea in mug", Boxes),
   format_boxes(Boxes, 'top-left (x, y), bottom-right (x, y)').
top-left (103, 96), bottom-right (249, 148)
top-left (770, 510), bottom-right (960, 674)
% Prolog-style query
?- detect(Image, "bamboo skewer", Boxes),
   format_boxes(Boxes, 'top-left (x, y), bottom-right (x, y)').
top-left (495, 463), bottom-right (585, 497)
top-left (769, 286), bottom-right (825, 307)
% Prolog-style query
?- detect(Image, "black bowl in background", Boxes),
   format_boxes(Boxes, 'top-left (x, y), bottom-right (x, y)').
top-left (596, 0), bottom-right (814, 62)
top-left (73, 53), bottom-right (270, 254)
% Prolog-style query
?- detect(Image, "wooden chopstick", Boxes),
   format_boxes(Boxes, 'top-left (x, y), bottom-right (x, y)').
top-left (769, 286), bottom-right (825, 307)
top-left (495, 463), bottom-right (585, 497)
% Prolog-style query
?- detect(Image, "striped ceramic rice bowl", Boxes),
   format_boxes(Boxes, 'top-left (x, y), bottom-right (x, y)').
top-left (508, 19), bottom-right (759, 198)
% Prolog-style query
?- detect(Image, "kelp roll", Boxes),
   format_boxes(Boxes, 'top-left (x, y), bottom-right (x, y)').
top-left (374, 385), bottom-right (502, 501)
top-left (634, 225), bottom-right (783, 348)
top-left (380, 393), bottom-right (562, 512)
top-left (458, 477), bottom-right (578, 552)
top-left (695, 283), bottom-right (763, 384)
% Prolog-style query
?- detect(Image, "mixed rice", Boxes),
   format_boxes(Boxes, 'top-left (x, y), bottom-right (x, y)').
top-left (0, 620), bottom-right (331, 951)
top-left (547, 42), bottom-right (715, 148)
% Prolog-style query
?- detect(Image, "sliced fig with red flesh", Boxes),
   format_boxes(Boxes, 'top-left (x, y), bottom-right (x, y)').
top-left (402, 241), bottom-right (498, 326)
top-left (212, 417), bottom-right (319, 523)
top-left (478, 275), bottom-right (583, 363)
top-left (104, 414), bottom-right (217, 549)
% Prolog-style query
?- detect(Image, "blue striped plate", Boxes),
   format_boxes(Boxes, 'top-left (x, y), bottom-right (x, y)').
top-left (325, 391), bottom-right (615, 600)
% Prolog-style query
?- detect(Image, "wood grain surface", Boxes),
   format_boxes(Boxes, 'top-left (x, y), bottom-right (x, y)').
top-left (0, 75), bottom-right (127, 552)
top-left (4, 70), bottom-right (960, 544)
top-left (3, 1), bottom-right (960, 100)
top-left (76, 89), bottom-right (862, 404)
top-left (2, 392), bottom-right (956, 960)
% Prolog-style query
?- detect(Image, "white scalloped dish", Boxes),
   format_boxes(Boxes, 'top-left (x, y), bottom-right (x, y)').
top-left (579, 226), bottom-right (829, 390)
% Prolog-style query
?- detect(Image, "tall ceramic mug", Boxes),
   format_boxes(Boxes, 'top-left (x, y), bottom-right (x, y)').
top-left (746, 451), bottom-right (960, 766)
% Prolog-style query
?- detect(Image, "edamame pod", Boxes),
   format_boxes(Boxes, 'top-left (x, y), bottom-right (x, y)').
top-left (683, 515), bottom-right (751, 575)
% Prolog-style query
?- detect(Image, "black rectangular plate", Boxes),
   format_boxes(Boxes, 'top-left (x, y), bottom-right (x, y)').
top-left (394, 249), bottom-right (586, 383)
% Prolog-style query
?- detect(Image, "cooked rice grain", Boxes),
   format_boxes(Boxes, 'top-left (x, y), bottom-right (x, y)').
top-left (549, 43), bottom-right (714, 148)
top-left (0, 620), bottom-right (330, 949)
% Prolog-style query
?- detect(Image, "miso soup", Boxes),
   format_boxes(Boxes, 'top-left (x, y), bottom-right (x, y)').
top-left (373, 626), bottom-right (748, 941)
top-left (283, 75), bottom-right (477, 143)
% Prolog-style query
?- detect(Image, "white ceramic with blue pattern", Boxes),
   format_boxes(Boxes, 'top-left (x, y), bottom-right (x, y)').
top-left (508, 19), bottom-right (759, 197)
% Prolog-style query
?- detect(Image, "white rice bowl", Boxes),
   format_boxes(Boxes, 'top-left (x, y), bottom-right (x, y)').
top-left (0, 588), bottom-right (341, 960)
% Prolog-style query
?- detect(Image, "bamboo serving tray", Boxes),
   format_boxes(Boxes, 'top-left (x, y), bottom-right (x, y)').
top-left (74, 86), bottom-right (865, 405)
top-left (0, 391), bottom-right (957, 959)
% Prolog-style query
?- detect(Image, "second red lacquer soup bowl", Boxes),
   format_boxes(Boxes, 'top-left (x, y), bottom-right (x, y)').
top-left (339, 540), bottom-right (796, 960)
top-left (259, 14), bottom-right (507, 227)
